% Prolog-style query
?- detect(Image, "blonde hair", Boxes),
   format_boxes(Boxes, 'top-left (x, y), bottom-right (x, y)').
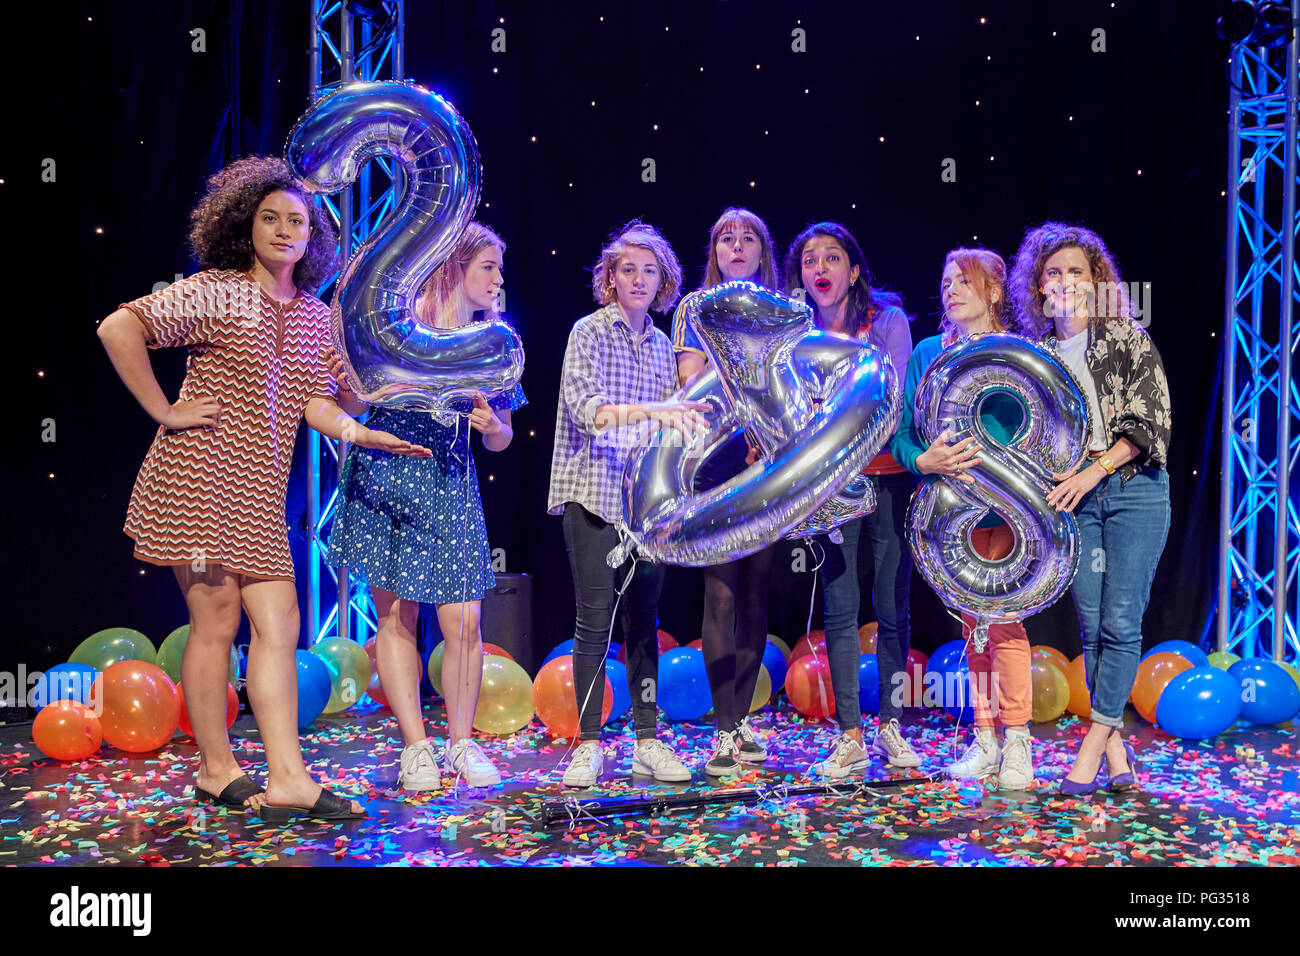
top-left (591, 220), bottom-right (683, 313)
top-left (701, 207), bottom-right (779, 290)
top-left (414, 222), bottom-right (505, 327)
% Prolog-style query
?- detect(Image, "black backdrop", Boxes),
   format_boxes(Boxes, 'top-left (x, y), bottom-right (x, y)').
top-left (4, 0), bottom-right (1227, 675)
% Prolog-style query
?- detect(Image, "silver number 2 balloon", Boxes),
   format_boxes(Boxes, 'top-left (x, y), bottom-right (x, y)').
top-left (906, 333), bottom-right (1091, 650)
top-left (286, 80), bottom-right (524, 413)
top-left (611, 281), bottom-right (901, 567)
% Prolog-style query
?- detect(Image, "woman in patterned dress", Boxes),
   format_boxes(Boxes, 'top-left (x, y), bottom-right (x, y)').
top-left (326, 223), bottom-right (525, 791)
top-left (1011, 222), bottom-right (1172, 795)
top-left (98, 157), bottom-right (427, 821)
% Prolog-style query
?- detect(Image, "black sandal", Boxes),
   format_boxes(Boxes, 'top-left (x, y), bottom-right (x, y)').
top-left (195, 774), bottom-right (264, 810)
top-left (257, 788), bottom-right (366, 823)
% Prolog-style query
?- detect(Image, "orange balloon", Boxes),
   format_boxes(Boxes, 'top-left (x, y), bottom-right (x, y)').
top-left (791, 630), bottom-right (828, 662)
top-left (1066, 654), bottom-right (1091, 719)
top-left (482, 642), bottom-right (515, 662)
top-left (1131, 652), bottom-right (1193, 724)
top-left (91, 661), bottom-right (180, 753)
top-left (362, 638), bottom-right (389, 706)
top-left (532, 656), bottom-right (613, 739)
top-left (1031, 645), bottom-right (1071, 674)
top-left (32, 700), bottom-right (102, 761)
top-left (784, 654), bottom-right (836, 719)
top-left (859, 622), bottom-right (878, 655)
top-left (176, 682), bottom-right (239, 738)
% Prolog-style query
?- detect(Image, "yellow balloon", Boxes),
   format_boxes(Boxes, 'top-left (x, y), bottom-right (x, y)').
top-left (1030, 659), bottom-right (1069, 723)
top-left (311, 638), bottom-right (373, 715)
top-left (1281, 661), bottom-right (1300, 697)
top-left (765, 634), bottom-right (791, 661)
top-left (473, 657), bottom-right (535, 735)
top-left (749, 664), bottom-right (772, 713)
top-left (427, 642), bottom-right (446, 698)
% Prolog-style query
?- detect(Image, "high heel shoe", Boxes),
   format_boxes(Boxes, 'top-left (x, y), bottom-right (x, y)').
top-left (1105, 742), bottom-right (1140, 792)
top-left (1059, 754), bottom-right (1104, 796)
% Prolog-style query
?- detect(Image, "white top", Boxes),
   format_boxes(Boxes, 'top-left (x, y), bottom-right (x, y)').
top-left (1057, 329), bottom-right (1109, 452)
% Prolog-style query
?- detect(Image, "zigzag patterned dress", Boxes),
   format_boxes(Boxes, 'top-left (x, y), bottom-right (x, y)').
top-left (119, 269), bottom-right (336, 580)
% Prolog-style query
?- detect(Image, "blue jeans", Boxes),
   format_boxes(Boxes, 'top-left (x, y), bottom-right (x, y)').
top-left (1070, 468), bottom-right (1170, 728)
top-left (818, 471), bottom-right (916, 730)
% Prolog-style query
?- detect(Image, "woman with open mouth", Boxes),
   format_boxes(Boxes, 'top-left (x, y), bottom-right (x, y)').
top-left (782, 221), bottom-right (921, 779)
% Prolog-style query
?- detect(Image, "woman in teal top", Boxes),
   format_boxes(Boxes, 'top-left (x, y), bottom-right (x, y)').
top-left (892, 248), bottom-right (1038, 791)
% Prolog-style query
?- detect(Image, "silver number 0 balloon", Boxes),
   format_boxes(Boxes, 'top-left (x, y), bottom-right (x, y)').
top-left (285, 80), bottom-right (524, 412)
top-left (905, 333), bottom-right (1091, 650)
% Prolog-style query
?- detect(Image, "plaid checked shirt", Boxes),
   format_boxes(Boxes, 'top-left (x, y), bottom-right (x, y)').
top-left (547, 303), bottom-right (679, 523)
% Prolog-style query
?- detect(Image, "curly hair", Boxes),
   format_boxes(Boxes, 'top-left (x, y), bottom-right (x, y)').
top-left (591, 220), bottom-right (683, 313)
top-left (700, 206), bottom-right (780, 290)
top-left (414, 222), bottom-right (506, 327)
top-left (782, 221), bottom-right (906, 336)
top-left (188, 155), bottom-right (339, 293)
top-left (1008, 221), bottom-right (1129, 340)
top-left (939, 247), bottom-right (1010, 344)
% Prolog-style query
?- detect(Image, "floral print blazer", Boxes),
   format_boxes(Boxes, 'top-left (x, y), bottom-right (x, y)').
top-left (1047, 317), bottom-right (1171, 484)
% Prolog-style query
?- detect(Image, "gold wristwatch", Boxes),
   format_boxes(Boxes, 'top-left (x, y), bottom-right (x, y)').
top-left (1097, 455), bottom-right (1116, 475)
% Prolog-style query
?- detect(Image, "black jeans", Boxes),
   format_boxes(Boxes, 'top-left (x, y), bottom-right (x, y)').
top-left (561, 503), bottom-right (665, 741)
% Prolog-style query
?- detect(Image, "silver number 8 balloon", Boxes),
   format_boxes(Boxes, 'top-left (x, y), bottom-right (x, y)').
top-left (905, 333), bottom-right (1091, 651)
top-left (285, 80), bottom-right (524, 413)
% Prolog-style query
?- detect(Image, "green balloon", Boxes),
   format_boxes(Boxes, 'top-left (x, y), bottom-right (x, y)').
top-left (310, 638), bottom-right (372, 714)
top-left (1208, 651), bottom-right (1241, 671)
top-left (69, 627), bottom-right (157, 672)
top-left (427, 642), bottom-right (446, 698)
top-left (155, 625), bottom-right (240, 684)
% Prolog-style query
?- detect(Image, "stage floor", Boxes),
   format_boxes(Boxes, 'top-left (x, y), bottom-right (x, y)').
top-left (2, 703), bottom-right (1297, 867)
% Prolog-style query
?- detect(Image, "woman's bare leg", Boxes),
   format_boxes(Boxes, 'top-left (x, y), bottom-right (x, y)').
top-left (371, 586), bottom-right (428, 746)
top-left (436, 601), bottom-right (483, 744)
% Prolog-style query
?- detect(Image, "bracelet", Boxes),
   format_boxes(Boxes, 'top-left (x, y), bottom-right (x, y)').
top-left (1097, 455), bottom-right (1116, 475)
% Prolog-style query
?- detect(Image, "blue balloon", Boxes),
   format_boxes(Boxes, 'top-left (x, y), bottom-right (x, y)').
top-left (1155, 667), bottom-right (1241, 739)
top-left (926, 639), bottom-right (966, 683)
top-left (658, 647), bottom-right (712, 720)
top-left (31, 663), bottom-right (99, 713)
top-left (762, 641), bottom-right (788, 695)
top-left (858, 654), bottom-right (880, 714)
top-left (1229, 659), bottom-right (1300, 725)
top-left (603, 659), bottom-right (631, 724)
top-left (1142, 640), bottom-right (1210, 668)
top-left (543, 639), bottom-right (622, 668)
top-left (296, 650), bottom-right (333, 726)
top-left (940, 660), bottom-right (976, 723)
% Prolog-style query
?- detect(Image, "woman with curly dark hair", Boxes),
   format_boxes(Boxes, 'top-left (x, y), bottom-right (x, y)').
top-left (1010, 222), bottom-right (1172, 795)
top-left (97, 156), bottom-right (429, 822)
top-left (782, 221), bottom-right (922, 779)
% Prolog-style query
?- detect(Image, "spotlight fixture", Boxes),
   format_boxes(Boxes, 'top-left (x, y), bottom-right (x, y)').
top-left (1218, 0), bottom-right (1294, 48)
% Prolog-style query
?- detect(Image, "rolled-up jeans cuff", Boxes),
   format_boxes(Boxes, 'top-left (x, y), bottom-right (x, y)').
top-left (634, 728), bottom-right (658, 741)
top-left (1090, 709), bottom-right (1124, 730)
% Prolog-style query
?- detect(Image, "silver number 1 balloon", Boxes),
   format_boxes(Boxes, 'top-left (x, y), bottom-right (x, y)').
top-left (905, 333), bottom-right (1090, 651)
top-left (286, 80), bottom-right (524, 413)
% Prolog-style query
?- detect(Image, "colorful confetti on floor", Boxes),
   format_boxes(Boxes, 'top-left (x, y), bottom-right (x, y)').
top-left (2, 704), bottom-right (1297, 866)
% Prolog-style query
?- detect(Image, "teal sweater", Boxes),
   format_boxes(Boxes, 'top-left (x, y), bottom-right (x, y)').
top-left (890, 334), bottom-right (1021, 528)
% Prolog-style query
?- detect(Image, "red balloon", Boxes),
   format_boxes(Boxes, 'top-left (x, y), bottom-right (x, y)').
top-left (91, 661), bottom-right (180, 753)
top-left (532, 656), bottom-right (612, 738)
top-left (687, 638), bottom-right (703, 650)
top-left (32, 700), bottom-right (102, 761)
top-left (483, 642), bottom-right (515, 662)
top-left (362, 638), bottom-right (389, 706)
top-left (617, 630), bottom-right (680, 663)
top-left (790, 630), bottom-right (828, 662)
top-left (176, 682), bottom-right (239, 737)
top-left (901, 648), bottom-right (929, 706)
top-left (784, 654), bottom-right (836, 719)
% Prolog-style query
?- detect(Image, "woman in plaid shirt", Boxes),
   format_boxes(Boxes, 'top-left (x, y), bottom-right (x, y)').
top-left (548, 221), bottom-right (710, 788)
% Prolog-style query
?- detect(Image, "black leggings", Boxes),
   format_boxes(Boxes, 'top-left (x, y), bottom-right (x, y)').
top-left (701, 545), bottom-right (774, 733)
top-left (561, 503), bottom-right (664, 741)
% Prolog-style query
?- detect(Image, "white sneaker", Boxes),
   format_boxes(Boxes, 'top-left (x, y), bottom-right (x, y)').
top-left (998, 728), bottom-right (1034, 790)
top-left (443, 739), bottom-right (502, 787)
top-left (809, 733), bottom-right (869, 780)
top-left (947, 728), bottom-right (1000, 780)
top-left (872, 718), bottom-right (922, 769)
top-left (736, 716), bottom-right (768, 763)
top-left (631, 739), bottom-right (692, 782)
top-left (397, 738), bottom-right (441, 791)
top-left (562, 741), bottom-right (604, 788)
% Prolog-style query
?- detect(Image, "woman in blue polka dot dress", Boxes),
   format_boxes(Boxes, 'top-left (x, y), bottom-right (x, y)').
top-left (326, 223), bottom-right (526, 792)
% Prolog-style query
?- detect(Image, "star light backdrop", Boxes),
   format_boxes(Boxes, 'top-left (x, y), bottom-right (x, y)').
top-left (9, 0), bottom-right (1225, 673)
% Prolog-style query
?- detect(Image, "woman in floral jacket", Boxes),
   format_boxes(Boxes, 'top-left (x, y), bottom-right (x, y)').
top-left (1010, 222), bottom-right (1171, 795)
